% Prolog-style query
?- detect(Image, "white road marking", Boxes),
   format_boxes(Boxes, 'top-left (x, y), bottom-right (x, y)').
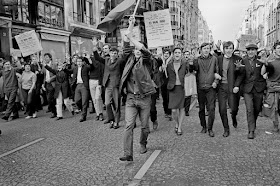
top-left (0, 138), bottom-right (45, 159)
top-left (133, 150), bottom-right (161, 180)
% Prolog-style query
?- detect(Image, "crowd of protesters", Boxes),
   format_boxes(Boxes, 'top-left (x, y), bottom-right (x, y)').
top-left (1, 17), bottom-right (280, 161)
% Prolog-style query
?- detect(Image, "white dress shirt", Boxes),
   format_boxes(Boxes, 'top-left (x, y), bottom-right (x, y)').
top-left (77, 67), bottom-right (83, 84)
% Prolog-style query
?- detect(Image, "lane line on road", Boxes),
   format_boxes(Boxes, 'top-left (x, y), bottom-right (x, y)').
top-left (133, 150), bottom-right (161, 180)
top-left (0, 138), bottom-right (45, 159)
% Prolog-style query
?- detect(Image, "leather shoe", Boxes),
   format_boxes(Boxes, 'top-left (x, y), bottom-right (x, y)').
top-left (104, 120), bottom-right (110, 124)
top-left (232, 117), bottom-right (238, 128)
top-left (140, 145), bottom-right (147, 154)
top-left (79, 118), bottom-right (86, 122)
top-left (200, 128), bottom-right (207, 133)
top-left (71, 111), bottom-right (75, 116)
top-left (153, 121), bottom-right (158, 130)
top-left (56, 117), bottom-right (63, 120)
top-left (2, 115), bottom-right (9, 121)
top-left (119, 155), bottom-right (133, 161)
top-left (185, 112), bottom-right (189, 116)
top-left (248, 131), bottom-right (255, 139)
top-left (95, 115), bottom-right (99, 121)
top-left (223, 131), bottom-right (230, 137)
top-left (208, 130), bottom-right (215, 137)
top-left (99, 114), bottom-right (104, 121)
top-left (11, 115), bottom-right (19, 120)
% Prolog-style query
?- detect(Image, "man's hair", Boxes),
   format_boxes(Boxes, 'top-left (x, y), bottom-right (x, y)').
top-left (72, 54), bottom-right (78, 58)
top-left (44, 53), bottom-right (52, 59)
top-left (173, 47), bottom-right (182, 53)
top-left (103, 44), bottom-right (111, 49)
top-left (223, 41), bottom-right (234, 50)
top-left (200, 42), bottom-right (210, 49)
top-left (163, 49), bottom-right (171, 55)
top-left (3, 60), bottom-right (11, 65)
top-left (273, 41), bottom-right (280, 49)
top-left (110, 47), bottom-right (119, 53)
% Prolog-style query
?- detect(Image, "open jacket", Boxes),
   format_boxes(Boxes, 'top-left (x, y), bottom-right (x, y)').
top-left (217, 54), bottom-right (243, 93)
top-left (235, 57), bottom-right (266, 93)
top-left (190, 54), bottom-right (219, 90)
top-left (45, 65), bottom-right (72, 99)
top-left (72, 64), bottom-right (94, 90)
top-left (119, 42), bottom-right (156, 97)
top-left (42, 61), bottom-right (57, 87)
top-left (166, 58), bottom-right (189, 90)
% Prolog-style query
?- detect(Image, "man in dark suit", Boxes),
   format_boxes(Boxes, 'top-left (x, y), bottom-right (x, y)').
top-left (72, 56), bottom-right (92, 122)
top-left (93, 47), bottom-right (123, 129)
top-left (234, 44), bottom-right (266, 139)
top-left (42, 53), bottom-right (57, 118)
top-left (217, 41), bottom-right (243, 137)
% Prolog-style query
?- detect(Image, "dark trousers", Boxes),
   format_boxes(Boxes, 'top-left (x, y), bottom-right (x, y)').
top-left (22, 89), bottom-right (35, 116)
top-left (243, 88), bottom-right (264, 132)
top-left (184, 96), bottom-right (192, 113)
top-left (75, 84), bottom-right (89, 119)
top-left (218, 84), bottom-right (240, 131)
top-left (197, 88), bottom-right (216, 130)
top-left (34, 84), bottom-right (42, 111)
top-left (4, 88), bottom-right (18, 118)
top-left (150, 89), bottom-right (159, 122)
top-left (105, 86), bottom-right (120, 124)
top-left (161, 83), bottom-right (171, 115)
top-left (45, 82), bottom-right (56, 115)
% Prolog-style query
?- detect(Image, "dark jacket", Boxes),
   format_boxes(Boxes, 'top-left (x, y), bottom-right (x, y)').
top-left (94, 51), bottom-right (123, 87)
top-left (42, 61), bottom-right (57, 87)
top-left (217, 54), bottom-right (243, 93)
top-left (88, 57), bottom-right (103, 83)
top-left (166, 58), bottom-right (189, 90)
top-left (119, 42), bottom-right (156, 97)
top-left (190, 54), bottom-right (219, 89)
top-left (72, 64), bottom-right (92, 90)
top-left (235, 57), bottom-right (266, 93)
top-left (45, 65), bottom-right (72, 99)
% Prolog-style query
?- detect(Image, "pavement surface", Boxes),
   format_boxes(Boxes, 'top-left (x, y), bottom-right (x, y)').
top-left (0, 98), bottom-right (280, 186)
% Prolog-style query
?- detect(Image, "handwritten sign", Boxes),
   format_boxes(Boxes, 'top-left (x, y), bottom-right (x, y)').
top-left (144, 9), bottom-right (174, 48)
top-left (120, 26), bottom-right (141, 45)
top-left (15, 30), bottom-right (43, 57)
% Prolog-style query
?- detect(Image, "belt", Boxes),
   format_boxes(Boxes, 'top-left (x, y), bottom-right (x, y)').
top-left (128, 92), bottom-right (145, 98)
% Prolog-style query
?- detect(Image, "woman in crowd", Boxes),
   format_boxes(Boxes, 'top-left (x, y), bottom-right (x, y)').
top-left (42, 61), bottom-right (74, 120)
top-left (20, 63), bottom-right (37, 119)
top-left (166, 48), bottom-right (190, 135)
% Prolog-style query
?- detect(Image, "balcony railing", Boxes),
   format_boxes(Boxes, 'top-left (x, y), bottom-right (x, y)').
top-left (73, 12), bottom-right (95, 25)
top-left (171, 21), bottom-right (178, 26)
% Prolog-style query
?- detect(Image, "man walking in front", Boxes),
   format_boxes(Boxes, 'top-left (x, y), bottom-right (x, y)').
top-left (119, 17), bottom-right (156, 161)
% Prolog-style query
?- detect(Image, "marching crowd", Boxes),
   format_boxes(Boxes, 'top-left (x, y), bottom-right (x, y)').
top-left (1, 17), bottom-right (280, 161)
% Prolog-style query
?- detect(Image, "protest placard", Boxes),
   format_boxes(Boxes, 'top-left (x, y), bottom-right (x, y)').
top-left (120, 26), bottom-right (141, 45)
top-left (144, 9), bottom-right (174, 48)
top-left (15, 30), bottom-right (43, 57)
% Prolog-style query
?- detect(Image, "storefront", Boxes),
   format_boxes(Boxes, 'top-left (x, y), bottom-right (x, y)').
top-left (37, 27), bottom-right (70, 62)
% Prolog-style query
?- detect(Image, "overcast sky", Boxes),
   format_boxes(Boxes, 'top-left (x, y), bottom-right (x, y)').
top-left (198, 0), bottom-right (251, 42)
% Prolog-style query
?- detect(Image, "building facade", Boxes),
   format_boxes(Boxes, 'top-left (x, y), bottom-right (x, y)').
top-left (197, 9), bottom-right (211, 45)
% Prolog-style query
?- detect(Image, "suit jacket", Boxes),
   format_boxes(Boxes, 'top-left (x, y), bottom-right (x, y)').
top-left (217, 54), bottom-right (242, 93)
top-left (42, 61), bottom-right (57, 87)
top-left (166, 58), bottom-right (189, 90)
top-left (235, 57), bottom-right (266, 93)
top-left (94, 51), bottom-right (123, 87)
top-left (72, 65), bottom-right (91, 90)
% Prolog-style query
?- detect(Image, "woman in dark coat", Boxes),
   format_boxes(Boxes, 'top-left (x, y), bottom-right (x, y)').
top-left (42, 61), bottom-right (73, 120)
top-left (167, 48), bottom-right (189, 135)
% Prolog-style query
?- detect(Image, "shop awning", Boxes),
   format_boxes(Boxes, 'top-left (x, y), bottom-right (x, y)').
top-left (70, 23), bottom-right (106, 38)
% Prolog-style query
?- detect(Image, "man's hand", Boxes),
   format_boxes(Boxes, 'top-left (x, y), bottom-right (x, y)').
top-left (92, 37), bottom-right (98, 46)
top-left (128, 16), bottom-right (135, 29)
top-left (214, 73), bottom-right (222, 80)
top-left (28, 89), bottom-right (33, 94)
top-left (233, 87), bottom-right (239, 93)
top-left (212, 82), bottom-right (217, 89)
top-left (234, 59), bottom-right (245, 68)
top-left (46, 79), bottom-right (51, 83)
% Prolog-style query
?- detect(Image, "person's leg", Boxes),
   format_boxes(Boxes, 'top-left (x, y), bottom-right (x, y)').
top-left (80, 86), bottom-right (89, 120)
top-left (177, 108), bottom-right (185, 134)
top-left (244, 92), bottom-right (255, 134)
top-left (206, 88), bottom-right (216, 132)
top-left (21, 89), bottom-right (28, 113)
top-left (63, 97), bottom-right (73, 113)
top-left (56, 91), bottom-right (63, 118)
top-left (229, 92), bottom-right (240, 128)
top-left (218, 85), bottom-right (229, 133)
top-left (161, 84), bottom-right (171, 116)
top-left (105, 87), bottom-right (114, 123)
top-left (184, 96), bottom-right (192, 115)
top-left (112, 87), bottom-right (120, 125)
top-left (96, 84), bottom-right (104, 119)
top-left (197, 89), bottom-right (207, 130)
top-left (150, 92), bottom-right (157, 123)
top-left (122, 94), bottom-right (138, 160)
top-left (252, 90), bottom-right (264, 126)
top-left (27, 89), bottom-right (35, 116)
top-left (172, 109), bottom-right (179, 128)
top-left (74, 85), bottom-right (82, 112)
top-left (138, 95), bottom-right (151, 153)
top-left (3, 89), bottom-right (17, 120)
top-left (46, 83), bottom-right (56, 116)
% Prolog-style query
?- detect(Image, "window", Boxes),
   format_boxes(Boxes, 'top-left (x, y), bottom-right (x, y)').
top-left (5, 0), bottom-right (30, 23)
top-left (38, 1), bottom-right (64, 28)
top-left (73, 0), bottom-right (95, 25)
